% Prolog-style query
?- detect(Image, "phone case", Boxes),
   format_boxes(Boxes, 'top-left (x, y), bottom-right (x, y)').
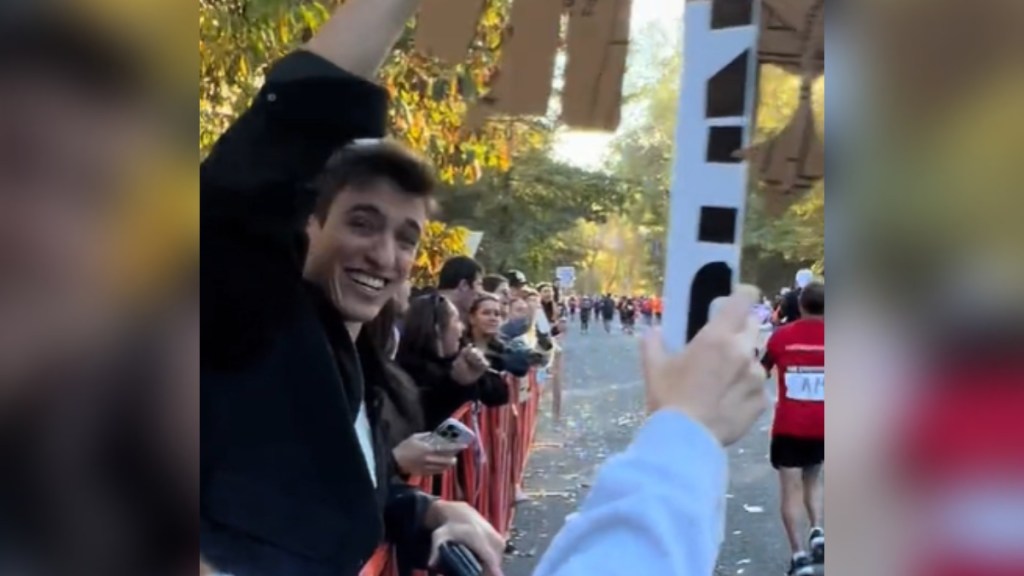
top-left (434, 542), bottom-right (483, 576)
top-left (432, 418), bottom-right (476, 448)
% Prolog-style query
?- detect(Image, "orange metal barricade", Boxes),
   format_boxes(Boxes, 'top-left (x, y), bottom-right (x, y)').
top-left (362, 369), bottom-right (543, 576)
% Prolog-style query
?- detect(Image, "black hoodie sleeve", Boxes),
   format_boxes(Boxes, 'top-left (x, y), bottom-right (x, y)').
top-left (476, 371), bottom-right (511, 408)
top-left (385, 479), bottom-right (436, 571)
top-left (401, 357), bottom-right (475, 430)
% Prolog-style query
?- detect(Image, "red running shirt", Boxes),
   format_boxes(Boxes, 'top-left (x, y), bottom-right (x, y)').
top-left (763, 318), bottom-right (824, 439)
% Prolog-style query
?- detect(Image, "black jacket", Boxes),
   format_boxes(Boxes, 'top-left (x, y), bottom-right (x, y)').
top-left (200, 51), bottom-right (434, 576)
top-left (485, 338), bottom-right (531, 379)
top-left (397, 350), bottom-right (510, 431)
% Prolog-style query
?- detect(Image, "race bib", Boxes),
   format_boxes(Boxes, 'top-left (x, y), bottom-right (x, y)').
top-left (784, 368), bottom-right (825, 402)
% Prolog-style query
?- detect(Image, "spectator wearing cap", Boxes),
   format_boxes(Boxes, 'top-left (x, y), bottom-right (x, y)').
top-left (505, 270), bottom-right (528, 299)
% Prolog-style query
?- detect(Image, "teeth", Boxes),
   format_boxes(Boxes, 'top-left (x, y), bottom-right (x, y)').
top-left (349, 272), bottom-right (386, 290)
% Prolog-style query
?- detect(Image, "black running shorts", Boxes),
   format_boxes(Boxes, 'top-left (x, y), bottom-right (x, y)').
top-left (770, 435), bottom-right (824, 470)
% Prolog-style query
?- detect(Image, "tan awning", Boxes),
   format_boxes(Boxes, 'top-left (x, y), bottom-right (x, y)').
top-left (738, 0), bottom-right (825, 212)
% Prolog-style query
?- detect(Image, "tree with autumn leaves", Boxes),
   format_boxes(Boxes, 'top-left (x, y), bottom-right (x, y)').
top-left (201, 0), bottom-right (559, 283)
top-left (200, 0), bottom-right (639, 286)
top-left (603, 25), bottom-right (825, 291)
top-left (200, 1), bottom-right (823, 290)
top-left (200, 0), bottom-right (529, 176)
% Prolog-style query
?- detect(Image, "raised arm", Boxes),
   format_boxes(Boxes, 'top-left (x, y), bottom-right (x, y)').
top-left (201, 0), bottom-right (425, 235)
top-left (305, 0), bottom-right (422, 81)
top-left (201, 0), bottom-right (428, 366)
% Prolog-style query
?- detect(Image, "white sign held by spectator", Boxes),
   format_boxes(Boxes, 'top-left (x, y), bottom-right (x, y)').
top-left (466, 231), bottom-right (484, 257)
top-left (555, 266), bottom-right (576, 288)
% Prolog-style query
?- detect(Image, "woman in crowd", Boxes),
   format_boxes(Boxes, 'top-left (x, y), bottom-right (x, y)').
top-left (537, 283), bottom-right (566, 336)
top-left (474, 293), bottom-right (538, 506)
top-left (362, 299), bottom-right (461, 480)
top-left (396, 294), bottom-right (510, 431)
top-left (467, 294), bottom-right (530, 380)
top-left (504, 294), bottom-right (554, 368)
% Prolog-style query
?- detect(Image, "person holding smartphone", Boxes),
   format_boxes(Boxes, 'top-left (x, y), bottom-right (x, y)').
top-left (200, 1), bottom-right (504, 574)
top-left (396, 295), bottom-right (509, 430)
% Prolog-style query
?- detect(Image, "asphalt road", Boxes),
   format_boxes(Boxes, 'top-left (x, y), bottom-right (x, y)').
top-left (504, 319), bottom-right (796, 576)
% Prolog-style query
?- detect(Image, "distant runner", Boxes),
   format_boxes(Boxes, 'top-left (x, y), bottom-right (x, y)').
top-left (579, 295), bottom-right (593, 334)
top-left (600, 294), bottom-right (616, 333)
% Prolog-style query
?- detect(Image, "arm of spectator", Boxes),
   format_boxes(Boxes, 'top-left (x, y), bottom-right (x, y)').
top-left (532, 411), bottom-right (728, 576)
top-left (500, 348), bottom-right (532, 378)
top-left (414, 361), bottom-right (478, 430)
top-left (477, 371), bottom-right (511, 408)
top-left (304, 0), bottom-right (421, 81)
top-left (202, 0), bottom-right (422, 235)
top-left (384, 479), bottom-right (437, 570)
top-left (201, 51), bottom-right (388, 237)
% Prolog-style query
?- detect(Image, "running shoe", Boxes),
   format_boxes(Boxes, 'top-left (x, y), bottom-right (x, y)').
top-left (809, 527), bottom-right (825, 564)
top-left (787, 552), bottom-right (814, 576)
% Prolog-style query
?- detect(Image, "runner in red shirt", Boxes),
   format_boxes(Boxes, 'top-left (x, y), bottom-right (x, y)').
top-left (761, 281), bottom-right (825, 576)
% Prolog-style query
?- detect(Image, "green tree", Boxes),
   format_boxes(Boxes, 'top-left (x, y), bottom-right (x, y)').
top-left (606, 28), bottom-right (680, 290)
top-left (608, 35), bottom-right (826, 285)
top-left (439, 141), bottom-right (635, 282)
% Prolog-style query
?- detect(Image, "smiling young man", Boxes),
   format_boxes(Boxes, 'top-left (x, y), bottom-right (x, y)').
top-left (200, 0), bottom-right (504, 575)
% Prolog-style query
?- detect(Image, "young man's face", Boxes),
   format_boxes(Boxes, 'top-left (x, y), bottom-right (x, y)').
top-left (453, 274), bottom-right (483, 315)
top-left (494, 280), bottom-right (510, 302)
top-left (305, 182), bottom-right (427, 325)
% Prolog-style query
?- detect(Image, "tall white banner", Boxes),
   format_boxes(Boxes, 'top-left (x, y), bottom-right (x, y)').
top-left (660, 0), bottom-right (761, 351)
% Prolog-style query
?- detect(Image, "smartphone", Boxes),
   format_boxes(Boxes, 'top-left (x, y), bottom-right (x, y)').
top-left (429, 418), bottom-right (476, 449)
top-left (436, 541), bottom-right (483, 576)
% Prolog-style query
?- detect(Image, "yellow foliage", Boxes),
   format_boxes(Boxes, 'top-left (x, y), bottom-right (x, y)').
top-left (199, 0), bottom-right (527, 184)
top-left (755, 65), bottom-right (825, 142)
top-left (411, 222), bottom-right (471, 287)
top-left (570, 217), bottom-right (657, 295)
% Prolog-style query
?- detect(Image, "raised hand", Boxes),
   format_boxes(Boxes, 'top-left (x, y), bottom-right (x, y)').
top-left (641, 285), bottom-right (767, 446)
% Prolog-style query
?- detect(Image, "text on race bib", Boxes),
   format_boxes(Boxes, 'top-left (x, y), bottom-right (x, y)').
top-left (784, 367), bottom-right (824, 402)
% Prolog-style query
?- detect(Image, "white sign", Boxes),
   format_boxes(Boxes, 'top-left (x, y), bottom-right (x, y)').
top-left (555, 266), bottom-right (576, 288)
top-left (660, 0), bottom-right (759, 352)
top-left (466, 231), bottom-right (484, 257)
top-left (534, 307), bottom-right (552, 334)
top-left (784, 368), bottom-right (825, 402)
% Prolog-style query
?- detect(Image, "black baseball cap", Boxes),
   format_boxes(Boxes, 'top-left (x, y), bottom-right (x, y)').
top-left (504, 270), bottom-right (527, 288)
